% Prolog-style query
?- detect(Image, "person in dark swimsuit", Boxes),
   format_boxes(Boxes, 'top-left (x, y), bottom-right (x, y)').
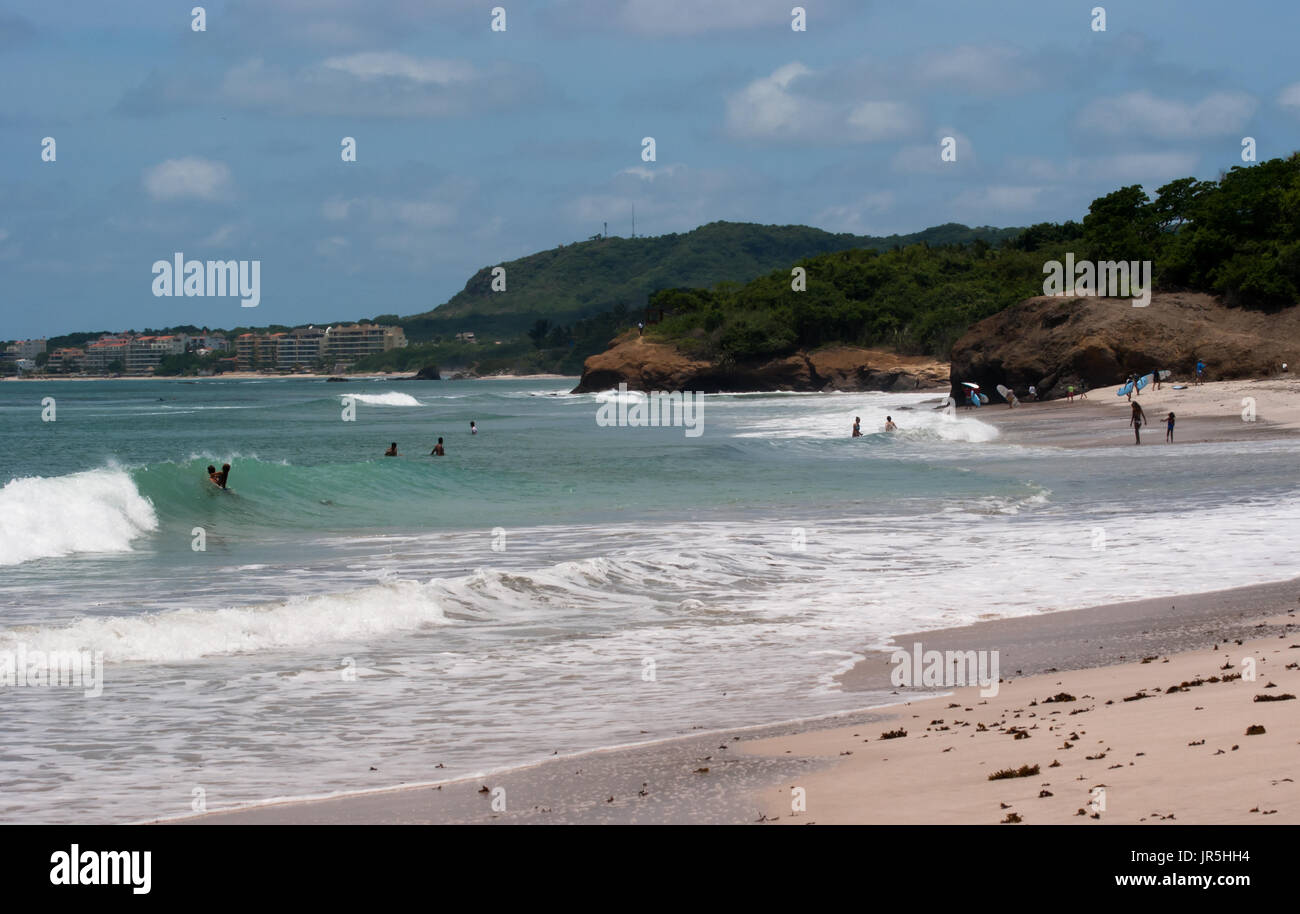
top-left (208, 463), bottom-right (231, 488)
top-left (1165, 412), bottom-right (1175, 443)
top-left (852, 417), bottom-right (862, 438)
top-left (432, 438), bottom-right (445, 456)
top-left (1130, 401), bottom-right (1147, 445)
top-left (384, 443), bottom-right (398, 457)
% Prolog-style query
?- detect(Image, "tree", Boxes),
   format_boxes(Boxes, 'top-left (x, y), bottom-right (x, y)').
top-left (106, 359), bottom-right (124, 374)
top-left (527, 319), bottom-right (551, 348)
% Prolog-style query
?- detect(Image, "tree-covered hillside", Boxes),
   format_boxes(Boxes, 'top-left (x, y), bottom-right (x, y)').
top-left (400, 220), bottom-right (1022, 341)
top-left (643, 154), bottom-right (1300, 365)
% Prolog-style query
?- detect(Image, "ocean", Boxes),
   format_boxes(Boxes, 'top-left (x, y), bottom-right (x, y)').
top-left (1, 377), bottom-right (1297, 822)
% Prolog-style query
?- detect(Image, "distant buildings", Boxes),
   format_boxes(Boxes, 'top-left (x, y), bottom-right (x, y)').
top-left (6, 323), bottom-right (404, 375)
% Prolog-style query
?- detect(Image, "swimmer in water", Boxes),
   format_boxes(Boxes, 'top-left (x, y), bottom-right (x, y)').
top-left (208, 463), bottom-right (231, 488)
top-left (884, 416), bottom-right (897, 431)
top-left (470, 421), bottom-right (477, 435)
top-left (384, 442), bottom-right (398, 456)
top-left (432, 438), bottom-right (445, 456)
top-left (852, 417), bottom-right (862, 438)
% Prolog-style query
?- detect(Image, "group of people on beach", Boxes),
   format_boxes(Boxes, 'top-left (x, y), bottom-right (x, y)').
top-left (384, 421), bottom-right (477, 457)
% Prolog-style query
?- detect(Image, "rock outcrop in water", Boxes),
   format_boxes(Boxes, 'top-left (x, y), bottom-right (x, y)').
top-left (571, 335), bottom-right (948, 393)
top-left (948, 292), bottom-right (1300, 399)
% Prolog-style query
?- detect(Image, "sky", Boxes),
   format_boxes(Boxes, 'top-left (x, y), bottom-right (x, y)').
top-left (2, 0), bottom-right (1299, 339)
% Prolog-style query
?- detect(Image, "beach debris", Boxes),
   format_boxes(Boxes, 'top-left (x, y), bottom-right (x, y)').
top-left (879, 728), bottom-right (907, 740)
top-left (1043, 692), bottom-right (1076, 703)
top-left (1000, 812), bottom-right (1022, 824)
top-left (1122, 691), bottom-right (1150, 702)
top-left (988, 764), bottom-right (1039, 780)
top-left (1049, 760), bottom-right (1061, 767)
top-left (694, 767), bottom-right (709, 774)
top-left (478, 785), bottom-right (490, 793)
top-left (1038, 790), bottom-right (1054, 798)
top-left (1245, 725), bottom-right (1266, 735)
top-left (1253, 693), bottom-right (1296, 701)
top-left (1085, 752), bottom-right (1106, 760)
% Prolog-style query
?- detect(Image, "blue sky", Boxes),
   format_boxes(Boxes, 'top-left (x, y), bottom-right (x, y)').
top-left (2, 0), bottom-right (1299, 339)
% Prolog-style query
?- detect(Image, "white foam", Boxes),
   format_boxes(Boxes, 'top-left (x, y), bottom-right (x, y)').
top-left (594, 388), bottom-right (646, 405)
top-left (340, 392), bottom-right (421, 407)
top-left (0, 469), bottom-right (158, 566)
top-left (0, 578), bottom-right (453, 663)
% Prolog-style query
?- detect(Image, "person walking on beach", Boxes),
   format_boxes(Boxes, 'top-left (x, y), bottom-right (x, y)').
top-left (1028, 385), bottom-right (1037, 401)
top-left (1195, 359), bottom-right (1205, 385)
top-left (1079, 381), bottom-right (1088, 400)
top-left (1067, 385), bottom-right (1074, 402)
top-left (432, 438), bottom-right (445, 456)
top-left (1165, 411), bottom-right (1175, 443)
top-left (852, 417), bottom-right (862, 437)
top-left (1130, 401), bottom-right (1147, 445)
top-left (384, 443), bottom-right (398, 456)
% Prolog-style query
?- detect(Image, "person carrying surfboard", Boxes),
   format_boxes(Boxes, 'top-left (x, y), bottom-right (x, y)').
top-left (1129, 401), bottom-right (1147, 445)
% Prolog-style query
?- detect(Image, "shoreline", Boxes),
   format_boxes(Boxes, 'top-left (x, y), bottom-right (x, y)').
top-left (1, 372), bottom-right (578, 382)
top-left (167, 575), bottom-right (1300, 825)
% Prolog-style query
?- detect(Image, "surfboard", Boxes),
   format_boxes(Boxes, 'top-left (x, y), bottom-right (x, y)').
top-left (1158, 370), bottom-right (1171, 380)
top-left (1136, 373), bottom-right (1154, 391)
top-left (1116, 380), bottom-right (1134, 396)
top-left (1171, 384), bottom-right (1188, 390)
top-left (978, 392), bottom-right (989, 404)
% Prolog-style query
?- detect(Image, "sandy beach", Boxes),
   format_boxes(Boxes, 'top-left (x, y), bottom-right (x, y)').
top-left (955, 377), bottom-right (1300, 447)
top-left (166, 575), bottom-right (1299, 825)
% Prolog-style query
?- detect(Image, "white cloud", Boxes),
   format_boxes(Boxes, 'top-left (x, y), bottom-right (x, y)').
top-left (892, 130), bottom-right (975, 174)
top-left (142, 157), bottom-right (232, 201)
top-left (200, 224), bottom-right (238, 246)
top-left (557, 0), bottom-right (800, 36)
top-left (915, 44), bottom-right (1037, 94)
top-left (1009, 152), bottom-right (1198, 184)
top-left (816, 191), bottom-right (896, 234)
top-left (725, 63), bottom-right (920, 143)
top-left (1077, 90), bottom-right (1257, 139)
top-left (952, 185), bottom-right (1043, 213)
top-left (322, 194), bottom-right (457, 229)
top-left (219, 55), bottom-right (534, 118)
top-left (1279, 83), bottom-right (1300, 112)
top-left (321, 52), bottom-right (475, 85)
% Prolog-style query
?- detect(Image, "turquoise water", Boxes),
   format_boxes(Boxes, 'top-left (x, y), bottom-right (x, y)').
top-left (1, 377), bottom-right (1297, 821)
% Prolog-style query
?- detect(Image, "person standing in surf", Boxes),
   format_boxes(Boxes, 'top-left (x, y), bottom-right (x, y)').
top-left (1165, 411), bottom-right (1175, 443)
top-left (884, 416), bottom-right (897, 431)
top-left (1130, 401), bottom-right (1147, 445)
top-left (470, 421), bottom-right (477, 435)
top-left (852, 417), bottom-right (862, 437)
top-left (432, 438), bottom-right (445, 456)
top-left (385, 443), bottom-right (398, 456)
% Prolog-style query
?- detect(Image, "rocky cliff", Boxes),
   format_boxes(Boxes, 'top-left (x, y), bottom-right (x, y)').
top-left (948, 292), bottom-right (1300, 400)
top-left (572, 335), bottom-right (948, 393)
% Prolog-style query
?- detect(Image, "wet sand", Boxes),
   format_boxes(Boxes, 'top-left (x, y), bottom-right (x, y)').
top-left (165, 578), bottom-right (1299, 825)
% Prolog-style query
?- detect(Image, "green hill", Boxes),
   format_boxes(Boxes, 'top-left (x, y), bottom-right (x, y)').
top-left (640, 153), bottom-right (1300, 366)
top-left (400, 221), bottom-right (1022, 341)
